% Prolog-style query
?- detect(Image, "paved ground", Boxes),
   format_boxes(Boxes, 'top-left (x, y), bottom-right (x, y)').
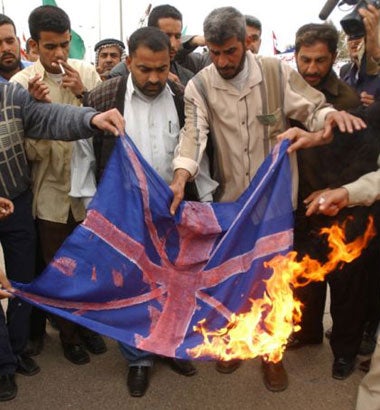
top-left (0, 311), bottom-right (369, 410)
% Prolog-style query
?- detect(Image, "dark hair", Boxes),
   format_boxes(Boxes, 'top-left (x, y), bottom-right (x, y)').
top-left (245, 15), bottom-right (262, 32)
top-left (25, 37), bottom-right (33, 53)
top-left (0, 14), bottom-right (17, 33)
top-left (128, 26), bottom-right (170, 56)
top-left (204, 7), bottom-right (246, 45)
top-left (147, 4), bottom-right (182, 27)
top-left (29, 5), bottom-right (71, 41)
top-left (295, 23), bottom-right (339, 54)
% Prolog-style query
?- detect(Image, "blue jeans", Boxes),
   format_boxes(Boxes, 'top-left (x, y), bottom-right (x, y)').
top-left (118, 342), bottom-right (154, 367)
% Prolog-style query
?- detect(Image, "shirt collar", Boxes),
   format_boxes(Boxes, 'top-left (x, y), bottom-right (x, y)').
top-left (126, 74), bottom-right (173, 101)
top-left (34, 58), bottom-right (49, 78)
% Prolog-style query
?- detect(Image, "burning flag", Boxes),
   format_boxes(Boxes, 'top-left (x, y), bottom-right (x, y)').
top-left (12, 135), bottom-right (294, 360)
top-left (11, 135), bottom-right (374, 361)
top-left (189, 217), bottom-right (375, 363)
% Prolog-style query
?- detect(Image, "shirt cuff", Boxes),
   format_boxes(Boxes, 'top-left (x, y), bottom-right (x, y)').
top-left (173, 156), bottom-right (199, 178)
top-left (342, 182), bottom-right (366, 206)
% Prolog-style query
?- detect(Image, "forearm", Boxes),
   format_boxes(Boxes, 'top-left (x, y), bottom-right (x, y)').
top-left (172, 85), bottom-right (209, 175)
top-left (19, 87), bottom-right (99, 141)
top-left (343, 169), bottom-right (380, 206)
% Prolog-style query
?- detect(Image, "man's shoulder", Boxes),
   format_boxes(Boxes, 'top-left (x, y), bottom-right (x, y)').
top-left (0, 82), bottom-right (27, 103)
top-left (325, 71), bottom-right (360, 109)
top-left (68, 59), bottom-right (98, 76)
top-left (91, 75), bottom-right (126, 95)
top-left (86, 75), bottom-right (126, 108)
top-left (10, 63), bottom-right (35, 85)
top-left (68, 58), bottom-right (96, 71)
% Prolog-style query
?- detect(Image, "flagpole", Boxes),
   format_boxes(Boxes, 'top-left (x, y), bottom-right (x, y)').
top-left (119, 0), bottom-right (123, 42)
top-left (1, 0), bottom-right (5, 14)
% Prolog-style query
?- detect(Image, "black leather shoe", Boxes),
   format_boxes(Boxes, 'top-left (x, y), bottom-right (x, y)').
top-left (62, 344), bottom-right (90, 365)
top-left (16, 354), bottom-right (40, 376)
top-left (332, 357), bottom-right (355, 380)
top-left (261, 359), bottom-right (288, 392)
top-left (286, 333), bottom-right (322, 350)
top-left (127, 366), bottom-right (149, 397)
top-left (215, 359), bottom-right (242, 374)
top-left (80, 333), bottom-right (107, 355)
top-left (24, 337), bottom-right (44, 356)
top-left (0, 374), bottom-right (17, 401)
top-left (168, 358), bottom-right (197, 376)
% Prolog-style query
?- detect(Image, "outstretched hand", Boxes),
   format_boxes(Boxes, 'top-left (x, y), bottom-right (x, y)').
top-left (90, 108), bottom-right (125, 137)
top-left (323, 111), bottom-right (366, 138)
top-left (304, 188), bottom-right (349, 217)
top-left (28, 74), bottom-right (51, 103)
top-left (169, 169), bottom-right (191, 216)
top-left (278, 111), bottom-right (367, 153)
top-left (277, 127), bottom-right (329, 153)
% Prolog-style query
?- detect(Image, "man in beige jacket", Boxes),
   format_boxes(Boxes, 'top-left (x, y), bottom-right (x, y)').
top-left (169, 6), bottom-right (366, 393)
top-left (10, 5), bottom-right (105, 366)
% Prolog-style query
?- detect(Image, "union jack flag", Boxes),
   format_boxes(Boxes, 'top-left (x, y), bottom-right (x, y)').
top-left (14, 135), bottom-right (294, 359)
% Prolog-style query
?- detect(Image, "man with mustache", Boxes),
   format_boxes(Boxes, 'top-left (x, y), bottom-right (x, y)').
top-left (85, 26), bottom-right (217, 398)
top-left (287, 23), bottom-right (380, 381)
top-left (169, 7), bottom-right (366, 393)
top-left (0, 14), bottom-right (30, 83)
top-left (94, 38), bottom-right (125, 81)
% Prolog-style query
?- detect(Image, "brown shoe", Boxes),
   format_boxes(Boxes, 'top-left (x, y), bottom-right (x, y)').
top-left (261, 359), bottom-right (288, 392)
top-left (215, 359), bottom-right (242, 374)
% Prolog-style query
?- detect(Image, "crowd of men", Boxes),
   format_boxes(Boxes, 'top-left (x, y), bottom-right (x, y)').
top-left (0, 3), bottom-right (379, 409)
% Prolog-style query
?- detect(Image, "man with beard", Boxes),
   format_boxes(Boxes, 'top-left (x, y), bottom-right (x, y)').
top-left (169, 7), bottom-right (366, 393)
top-left (0, 14), bottom-right (30, 82)
top-left (84, 26), bottom-right (217, 398)
top-left (286, 23), bottom-right (380, 381)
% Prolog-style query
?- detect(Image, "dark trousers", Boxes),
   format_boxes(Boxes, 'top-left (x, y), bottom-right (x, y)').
top-left (36, 214), bottom-right (94, 345)
top-left (29, 225), bottom-right (47, 341)
top-left (0, 190), bottom-right (35, 375)
top-left (293, 216), bottom-right (375, 359)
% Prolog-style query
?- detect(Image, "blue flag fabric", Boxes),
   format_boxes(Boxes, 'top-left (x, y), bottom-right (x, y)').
top-left (14, 136), bottom-right (294, 360)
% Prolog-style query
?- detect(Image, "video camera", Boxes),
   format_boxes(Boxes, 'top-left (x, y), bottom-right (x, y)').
top-left (341, 0), bottom-right (380, 38)
top-left (319, 0), bottom-right (380, 38)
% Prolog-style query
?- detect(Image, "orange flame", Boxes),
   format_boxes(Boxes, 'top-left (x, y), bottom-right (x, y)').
top-left (188, 216), bottom-right (376, 363)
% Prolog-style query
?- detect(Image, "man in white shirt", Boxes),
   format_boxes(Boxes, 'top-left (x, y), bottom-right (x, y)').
top-left (85, 26), bottom-right (216, 398)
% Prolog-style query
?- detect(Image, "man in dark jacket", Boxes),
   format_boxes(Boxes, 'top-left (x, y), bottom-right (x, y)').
top-left (288, 23), bottom-right (380, 381)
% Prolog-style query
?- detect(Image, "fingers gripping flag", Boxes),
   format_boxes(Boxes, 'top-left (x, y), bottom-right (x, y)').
top-left (13, 136), bottom-right (294, 359)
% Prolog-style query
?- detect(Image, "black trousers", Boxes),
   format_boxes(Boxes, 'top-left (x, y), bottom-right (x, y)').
top-left (293, 210), bottom-right (377, 359)
top-left (0, 190), bottom-right (35, 375)
top-left (36, 213), bottom-right (95, 345)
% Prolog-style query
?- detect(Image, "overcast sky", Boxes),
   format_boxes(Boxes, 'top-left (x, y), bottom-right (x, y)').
top-left (3, 0), bottom-right (356, 62)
